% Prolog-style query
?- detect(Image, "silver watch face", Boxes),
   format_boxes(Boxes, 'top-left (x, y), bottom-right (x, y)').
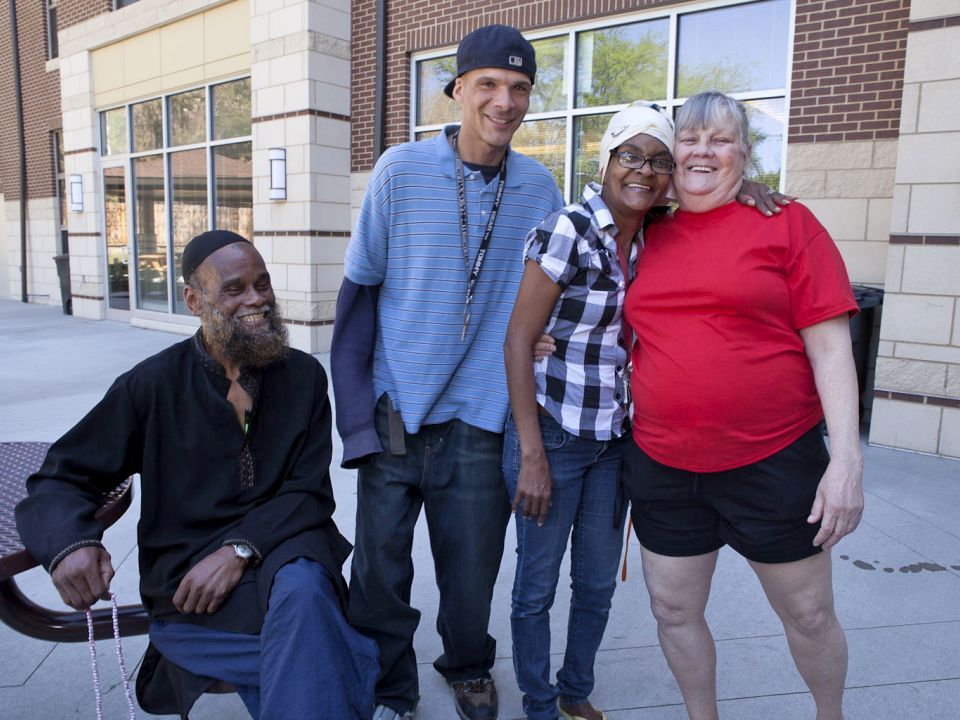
top-left (233, 543), bottom-right (253, 560)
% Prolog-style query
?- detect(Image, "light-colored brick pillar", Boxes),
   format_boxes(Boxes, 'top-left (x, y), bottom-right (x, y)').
top-left (787, 140), bottom-right (898, 286)
top-left (869, 2), bottom-right (960, 459)
top-left (58, 48), bottom-right (107, 320)
top-left (251, 0), bottom-right (351, 353)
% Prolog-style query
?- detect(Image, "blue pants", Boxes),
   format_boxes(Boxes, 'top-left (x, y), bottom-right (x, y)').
top-left (149, 559), bottom-right (379, 720)
top-left (348, 395), bottom-right (511, 714)
top-left (503, 414), bottom-right (627, 720)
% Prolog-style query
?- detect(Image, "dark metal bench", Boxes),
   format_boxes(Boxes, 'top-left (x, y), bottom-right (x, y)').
top-left (0, 441), bottom-right (149, 641)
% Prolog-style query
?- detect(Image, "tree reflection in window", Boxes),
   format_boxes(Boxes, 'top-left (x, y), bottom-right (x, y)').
top-left (169, 89), bottom-right (206, 147)
top-left (213, 79), bottom-right (252, 140)
top-left (132, 99), bottom-right (163, 153)
top-left (576, 20), bottom-right (668, 109)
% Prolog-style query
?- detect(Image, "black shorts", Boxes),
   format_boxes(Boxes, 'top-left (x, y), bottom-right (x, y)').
top-left (621, 424), bottom-right (829, 564)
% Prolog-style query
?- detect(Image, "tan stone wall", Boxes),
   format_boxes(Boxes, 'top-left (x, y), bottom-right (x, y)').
top-left (0, 194), bottom-right (9, 300)
top-left (350, 170), bottom-right (371, 236)
top-left (250, 0), bottom-right (351, 352)
top-left (4, 198), bottom-right (63, 307)
top-left (89, 0), bottom-right (250, 108)
top-left (869, 5), bottom-right (960, 458)
top-left (787, 140), bottom-right (896, 285)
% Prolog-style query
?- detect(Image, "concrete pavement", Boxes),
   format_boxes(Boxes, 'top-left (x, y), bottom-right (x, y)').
top-left (1, 298), bottom-right (958, 719)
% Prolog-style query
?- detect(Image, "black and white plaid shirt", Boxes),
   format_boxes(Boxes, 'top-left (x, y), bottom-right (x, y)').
top-left (524, 182), bottom-right (636, 441)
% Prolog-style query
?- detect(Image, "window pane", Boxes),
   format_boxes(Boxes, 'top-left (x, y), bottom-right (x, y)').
top-left (512, 118), bottom-right (565, 193)
top-left (133, 155), bottom-right (168, 311)
top-left (213, 142), bottom-right (253, 241)
top-left (415, 130), bottom-right (442, 141)
top-left (212, 78), bottom-right (252, 140)
top-left (416, 56), bottom-right (460, 126)
top-left (528, 36), bottom-right (566, 114)
top-left (744, 97), bottom-right (785, 191)
top-left (677, 0), bottom-right (789, 97)
top-left (131, 99), bottom-right (163, 153)
top-left (171, 149), bottom-right (209, 314)
top-left (576, 19), bottom-right (668, 109)
top-left (573, 113), bottom-right (613, 199)
top-left (47, 0), bottom-right (58, 59)
top-left (104, 167), bottom-right (130, 311)
top-left (169, 89), bottom-right (206, 147)
top-left (53, 132), bottom-right (67, 229)
top-left (101, 108), bottom-right (128, 156)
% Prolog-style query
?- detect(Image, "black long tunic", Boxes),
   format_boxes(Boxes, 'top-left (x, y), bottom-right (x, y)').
top-left (16, 333), bottom-right (351, 633)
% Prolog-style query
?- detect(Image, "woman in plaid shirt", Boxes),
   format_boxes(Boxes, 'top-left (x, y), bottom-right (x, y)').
top-left (502, 103), bottom-right (676, 720)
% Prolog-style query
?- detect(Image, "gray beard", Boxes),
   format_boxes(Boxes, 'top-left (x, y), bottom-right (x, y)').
top-left (200, 298), bottom-right (289, 368)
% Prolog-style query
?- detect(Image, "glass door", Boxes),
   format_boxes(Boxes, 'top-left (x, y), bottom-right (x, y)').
top-left (102, 165), bottom-right (131, 313)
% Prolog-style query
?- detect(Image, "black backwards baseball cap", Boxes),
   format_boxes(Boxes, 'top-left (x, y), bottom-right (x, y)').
top-left (443, 24), bottom-right (537, 98)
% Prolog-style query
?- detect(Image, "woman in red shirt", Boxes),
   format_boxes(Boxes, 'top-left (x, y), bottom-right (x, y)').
top-left (623, 91), bottom-right (863, 720)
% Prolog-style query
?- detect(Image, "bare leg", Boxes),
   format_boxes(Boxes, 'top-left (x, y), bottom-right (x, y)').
top-left (641, 547), bottom-right (720, 720)
top-left (749, 551), bottom-right (847, 720)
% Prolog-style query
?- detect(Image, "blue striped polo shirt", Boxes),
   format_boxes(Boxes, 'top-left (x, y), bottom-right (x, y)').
top-left (344, 126), bottom-right (563, 435)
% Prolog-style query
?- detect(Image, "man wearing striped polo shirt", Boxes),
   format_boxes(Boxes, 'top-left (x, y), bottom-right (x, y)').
top-left (331, 24), bottom-right (563, 720)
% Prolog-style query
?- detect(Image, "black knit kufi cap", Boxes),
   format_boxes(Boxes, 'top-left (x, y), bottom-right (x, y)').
top-left (182, 230), bottom-right (250, 283)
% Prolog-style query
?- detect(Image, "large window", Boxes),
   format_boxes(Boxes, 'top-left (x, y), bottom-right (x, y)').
top-left (412, 0), bottom-right (790, 200)
top-left (99, 77), bottom-right (252, 316)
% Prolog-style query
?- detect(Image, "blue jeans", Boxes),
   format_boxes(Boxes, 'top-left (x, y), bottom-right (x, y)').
top-left (149, 559), bottom-right (379, 720)
top-left (348, 395), bottom-right (511, 714)
top-left (503, 414), bottom-right (627, 720)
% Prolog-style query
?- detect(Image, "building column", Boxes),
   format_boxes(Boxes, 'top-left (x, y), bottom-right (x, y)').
top-left (59, 49), bottom-right (106, 320)
top-left (869, 4), bottom-right (960, 459)
top-left (250, 0), bottom-right (351, 353)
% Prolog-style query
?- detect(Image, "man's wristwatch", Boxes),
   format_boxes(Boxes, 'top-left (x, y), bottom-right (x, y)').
top-left (232, 543), bottom-right (254, 562)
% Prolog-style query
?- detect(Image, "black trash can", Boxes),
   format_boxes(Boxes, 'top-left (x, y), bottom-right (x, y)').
top-left (53, 253), bottom-right (73, 316)
top-left (849, 284), bottom-right (883, 424)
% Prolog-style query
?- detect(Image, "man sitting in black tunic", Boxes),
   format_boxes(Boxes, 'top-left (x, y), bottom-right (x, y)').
top-left (16, 231), bottom-right (378, 720)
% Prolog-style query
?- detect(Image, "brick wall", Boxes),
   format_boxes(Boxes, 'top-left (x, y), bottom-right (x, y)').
top-left (0, 0), bottom-right (63, 201)
top-left (59, 0), bottom-right (113, 31)
top-left (790, 0), bottom-right (910, 143)
top-left (351, 0), bottom-right (686, 172)
top-left (351, 0), bottom-right (912, 172)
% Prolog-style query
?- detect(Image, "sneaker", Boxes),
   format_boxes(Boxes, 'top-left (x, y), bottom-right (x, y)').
top-left (449, 678), bottom-right (498, 720)
top-left (372, 704), bottom-right (415, 720)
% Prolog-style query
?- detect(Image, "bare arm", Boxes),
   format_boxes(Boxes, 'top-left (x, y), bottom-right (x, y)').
top-left (799, 315), bottom-right (864, 549)
top-left (504, 261), bottom-right (563, 526)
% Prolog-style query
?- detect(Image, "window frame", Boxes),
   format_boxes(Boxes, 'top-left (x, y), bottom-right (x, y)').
top-left (46, 0), bottom-right (59, 60)
top-left (51, 130), bottom-right (67, 254)
top-left (96, 76), bottom-right (253, 318)
top-left (410, 0), bottom-right (795, 201)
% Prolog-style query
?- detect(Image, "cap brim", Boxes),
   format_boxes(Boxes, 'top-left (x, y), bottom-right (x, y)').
top-left (443, 77), bottom-right (456, 98)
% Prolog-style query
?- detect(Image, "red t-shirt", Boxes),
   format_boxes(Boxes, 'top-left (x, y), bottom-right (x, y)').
top-left (625, 201), bottom-right (858, 472)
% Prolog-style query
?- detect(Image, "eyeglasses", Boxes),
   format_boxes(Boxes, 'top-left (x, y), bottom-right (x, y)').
top-left (612, 150), bottom-right (676, 175)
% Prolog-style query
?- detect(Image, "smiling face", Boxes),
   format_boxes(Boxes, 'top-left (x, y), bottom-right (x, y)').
top-left (600, 132), bottom-right (673, 234)
top-left (673, 122), bottom-right (749, 213)
top-left (452, 67), bottom-right (532, 165)
top-left (185, 242), bottom-right (288, 368)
